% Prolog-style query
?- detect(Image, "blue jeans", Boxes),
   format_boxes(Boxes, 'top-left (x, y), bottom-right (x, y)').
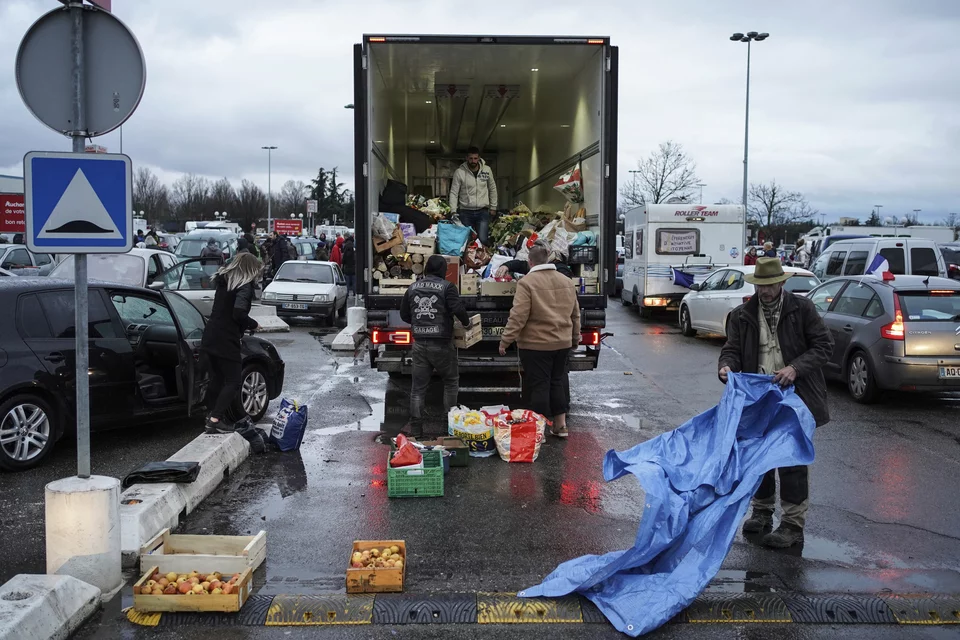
top-left (458, 209), bottom-right (491, 245)
top-left (345, 274), bottom-right (356, 295)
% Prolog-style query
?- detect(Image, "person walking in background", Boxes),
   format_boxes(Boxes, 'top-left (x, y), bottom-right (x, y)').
top-left (341, 233), bottom-right (356, 295)
top-left (499, 242), bottom-right (580, 438)
top-left (200, 253), bottom-right (262, 434)
top-left (761, 242), bottom-right (777, 258)
top-left (400, 255), bottom-right (472, 437)
top-left (795, 239), bottom-right (810, 269)
top-left (200, 238), bottom-right (221, 259)
top-left (331, 235), bottom-right (344, 266)
top-left (135, 229), bottom-right (145, 244)
top-left (718, 257), bottom-right (833, 548)
top-left (744, 246), bottom-right (759, 266)
top-left (449, 146), bottom-right (498, 245)
top-left (271, 233), bottom-right (289, 274)
top-left (243, 232), bottom-right (261, 260)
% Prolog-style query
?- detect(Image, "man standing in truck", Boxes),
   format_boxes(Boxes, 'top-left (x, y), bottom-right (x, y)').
top-left (449, 146), bottom-right (498, 245)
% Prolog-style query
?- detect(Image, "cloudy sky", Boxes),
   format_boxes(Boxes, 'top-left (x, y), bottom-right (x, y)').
top-left (2, 0), bottom-right (958, 223)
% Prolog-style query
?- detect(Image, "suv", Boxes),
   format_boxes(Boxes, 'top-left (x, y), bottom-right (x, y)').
top-left (0, 245), bottom-right (56, 276)
top-left (174, 230), bottom-right (239, 262)
top-left (940, 244), bottom-right (960, 280)
top-left (811, 238), bottom-right (945, 282)
top-left (0, 279), bottom-right (285, 471)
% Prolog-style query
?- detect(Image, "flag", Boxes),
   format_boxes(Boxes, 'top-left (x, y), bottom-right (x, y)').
top-left (865, 254), bottom-right (889, 278)
top-left (672, 268), bottom-right (694, 289)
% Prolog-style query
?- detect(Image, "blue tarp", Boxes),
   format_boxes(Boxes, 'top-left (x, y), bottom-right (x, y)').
top-left (520, 373), bottom-right (816, 637)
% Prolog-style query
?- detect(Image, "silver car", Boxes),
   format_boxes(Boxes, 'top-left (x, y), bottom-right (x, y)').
top-left (806, 275), bottom-right (960, 402)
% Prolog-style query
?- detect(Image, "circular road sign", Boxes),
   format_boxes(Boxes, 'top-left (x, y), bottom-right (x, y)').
top-left (15, 6), bottom-right (146, 137)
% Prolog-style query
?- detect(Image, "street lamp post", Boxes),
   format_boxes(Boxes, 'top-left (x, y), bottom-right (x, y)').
top-left (628, 169), bottom-right (642, 207)
top-left (874, 204), bottom-right (883, 224)
top-left (697, 183), bottom-right (707, 203)
top-left (262, 145), bottom-right (277, 232)
top-left (731, 31), bottom-right (769, 255)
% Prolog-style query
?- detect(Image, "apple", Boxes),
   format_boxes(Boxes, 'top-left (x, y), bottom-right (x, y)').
top-left (192, 584), bottom-right (204, 595)
top-left (230, 574), bottom-right (241, 584)
top-left (389, 545), bottom-right (400, 555)
top-left (163, 585), bottom-right (177, 595)
top-left (166, 572), bottom-right (178, 582)
top-left (185, 591), bottom-right (195, 596)
top-left (211, 588), bottom-right (223, 595)
top-left (222, 583), bottom-right (235, 595)
top-left (151, 588), bottom-right (164, 596)
top-left (139, 586), bottom-right (151, 595)
top-left (157, 578), bottom-right (169, 587)
top-left (178, 582), bottom-right (192, 594)
top-left (395, 560), bottom-right (403, 569)
top-left (201, 582), bottom-right (211, 591)
top-left (209, 580), bottom-right (222, 591)
top-left (188, 571), bottom-right (199, 578)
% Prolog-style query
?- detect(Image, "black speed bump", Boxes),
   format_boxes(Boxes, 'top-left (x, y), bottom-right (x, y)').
top-left (685, 594), bottom-right (792, 623)
top-left (782, 595), bottom-right (896, 624)
top-left (373, 593), bottom-right (477, 624)
top-left (265, 594), bottom-right (375, 625)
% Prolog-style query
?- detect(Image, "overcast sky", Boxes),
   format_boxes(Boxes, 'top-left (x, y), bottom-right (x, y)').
top-left (2, 0), bottom-right (958, 224)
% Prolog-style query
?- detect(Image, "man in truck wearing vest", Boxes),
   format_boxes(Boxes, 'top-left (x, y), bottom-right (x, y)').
top-left (449, 146), bottom-right (498, 245)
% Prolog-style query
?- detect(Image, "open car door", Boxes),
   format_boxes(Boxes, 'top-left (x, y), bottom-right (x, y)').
top-left (161, 291), bottom-right (208, 416)
top-left (152, 257), bottom-right (222, 317)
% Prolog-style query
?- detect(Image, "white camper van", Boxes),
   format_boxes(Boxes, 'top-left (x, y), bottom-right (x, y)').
top-left (621, 204), bottom-right (746, 316)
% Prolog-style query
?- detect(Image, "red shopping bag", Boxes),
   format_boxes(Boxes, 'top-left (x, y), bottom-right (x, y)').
top-left (494, 410), bottom-right (547, 463)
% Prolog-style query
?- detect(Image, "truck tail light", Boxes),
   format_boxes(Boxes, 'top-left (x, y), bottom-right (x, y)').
top-left (880, 295), bottom-right (904, 341)
top-left (371, 329), bottom-right (413, 345)
top-left (580, 330), bottom-right (601, 346)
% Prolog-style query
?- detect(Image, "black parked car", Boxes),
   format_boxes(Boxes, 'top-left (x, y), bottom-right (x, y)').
top-left (0, 279), bottom-right (285, 471)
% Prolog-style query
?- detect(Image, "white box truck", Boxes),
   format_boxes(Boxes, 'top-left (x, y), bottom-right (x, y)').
top-left (621, 204), bottom-right (746, 317)
top-left (353, 35), bottom-right (619, 374)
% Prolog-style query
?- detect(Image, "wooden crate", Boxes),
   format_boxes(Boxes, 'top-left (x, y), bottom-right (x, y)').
top-left (454, 314), bottom-right (482, 349)
top-left (378, 277), bottom-right (417, 295)
top-left (346, 540), bottom-right (406, 594)
top-left (373, 228), bottom-right (405, 254)
top-left (139, 529), bottom-right (266, 576)
top-left (132, 565), bottom-right (253, 613)
top-left (406, 236), bottom-right (436, 256)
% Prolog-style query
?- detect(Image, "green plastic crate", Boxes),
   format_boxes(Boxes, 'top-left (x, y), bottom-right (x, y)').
top-left (387, 450), bottom-right (444, 498)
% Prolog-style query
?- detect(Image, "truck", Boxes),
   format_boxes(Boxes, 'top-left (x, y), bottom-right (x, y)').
top-left (353, 34), bottom-right (619, 374)
top-left (803, 224), bottom-right (956, 244)
top-left (620, 204), bottom-right (747, 317)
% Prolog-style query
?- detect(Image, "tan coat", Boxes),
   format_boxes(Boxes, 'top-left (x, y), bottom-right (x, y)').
top-left (500, 264), bottom-right (581, 351)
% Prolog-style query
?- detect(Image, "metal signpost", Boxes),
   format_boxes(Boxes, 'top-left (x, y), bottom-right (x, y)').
top-left (17, 3), bottom-right (144, 478)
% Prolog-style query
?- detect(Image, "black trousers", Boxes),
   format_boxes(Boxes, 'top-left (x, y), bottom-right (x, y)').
top-left (409, 340), bottom-right (459, 428)
top-left (205, 354), bottom-right (242, 420)
top-left (519, 348), bottom-right (570, 418)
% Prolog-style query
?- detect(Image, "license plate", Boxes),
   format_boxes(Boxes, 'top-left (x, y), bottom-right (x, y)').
top-left (282, 303), bottom-right (308, 310)
top-left (482, 326), bottom-right (505, 337)
top-left (939, 366), bottom-right (960, 379)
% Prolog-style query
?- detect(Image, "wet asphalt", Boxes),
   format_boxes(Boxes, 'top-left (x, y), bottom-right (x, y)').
top-left (6, 303), bottom-right (959, 638)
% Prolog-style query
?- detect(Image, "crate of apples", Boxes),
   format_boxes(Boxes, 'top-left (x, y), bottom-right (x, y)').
top-left (133, 565), bottom-right (252, 612)
top-left (346, 540), bottom-right (406, 594)
top-left (350, 545), bottom-right (404, 570)
top-left (138, 570), bottom-right (242, 596)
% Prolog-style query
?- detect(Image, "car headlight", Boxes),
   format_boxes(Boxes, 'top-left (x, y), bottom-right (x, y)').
top-left (263, 291), bottom-right (277, 300)
top-left (313, 294), bottom-right (329, 302)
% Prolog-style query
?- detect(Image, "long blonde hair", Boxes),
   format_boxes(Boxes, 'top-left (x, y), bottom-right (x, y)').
top-left (213, 252), bottom-right (262, 291)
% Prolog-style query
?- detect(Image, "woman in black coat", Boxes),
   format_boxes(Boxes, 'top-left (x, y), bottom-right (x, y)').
top-left (200, 252), bottom-right (262, 432)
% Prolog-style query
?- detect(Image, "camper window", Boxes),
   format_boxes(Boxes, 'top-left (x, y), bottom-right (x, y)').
top-left (655, 229), bottom-right (700, 255)
top-left (624, 230), bottom-right (634, 260)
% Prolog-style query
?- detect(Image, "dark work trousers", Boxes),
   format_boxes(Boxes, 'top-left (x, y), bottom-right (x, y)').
top-left (519, 348), bottom-right (571, 419)
top-left (204, 354), bottom-right (242, 421)
top-left (409, 340), bottom-right (459, 429)
top-left (753, 465), bottom-right (810, 528)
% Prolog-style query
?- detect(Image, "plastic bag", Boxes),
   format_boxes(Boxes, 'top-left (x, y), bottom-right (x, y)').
top-left (554, 164), bottom-right (584, 203)
top-left (571, 231), bottom-right (597, 247)
top-left (390, 434), bottom-right (423, 468)
top-left (438, 222), bottom-right (472, 256)
top-left (483, 254), bottom-right (513, 279)
top-left (464, 242), bottom-right (492, 270)
top-left (448, 406), bottom-right (497, 457)
top-left (494, 409), bottom-right (547, 463)
top-left (372, 213), bottom-right (396, 241)
top-left (270, 399), bottom-right (308, 452)
top-left (562, 202), bottom-right (588, 233)
top-left (399, 222), bottom-right (417, 238)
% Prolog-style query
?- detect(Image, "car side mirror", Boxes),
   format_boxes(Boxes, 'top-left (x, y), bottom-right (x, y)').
top-left (689, 283), bottom-right (700, 291)
top-left (148, 281), bottom-right (165, 290)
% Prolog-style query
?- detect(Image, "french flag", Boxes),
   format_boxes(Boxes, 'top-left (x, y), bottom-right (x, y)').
top-left (865, 254), bottom-right (890, 278)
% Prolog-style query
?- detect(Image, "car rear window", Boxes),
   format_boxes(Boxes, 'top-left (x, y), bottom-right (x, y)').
top-left (910, 247), bottom-right (940, 277)
top-left (898, 291), bottom-right (960, 321)
top-left (52, 254), bottom-right (145, 286)
top-left (784, 276), bottom-right (820, 293)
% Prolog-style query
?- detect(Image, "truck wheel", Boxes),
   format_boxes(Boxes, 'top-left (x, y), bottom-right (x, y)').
top-left (620, 288), bottom-right (631, 306)
top-left (0, 394), bottom-right (57, 471)
top-left (680, 306), bottom-right (697, 337)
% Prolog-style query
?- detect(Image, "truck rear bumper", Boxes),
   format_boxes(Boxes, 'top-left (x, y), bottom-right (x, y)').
top-left (373, 348), bottom-right (600, 374)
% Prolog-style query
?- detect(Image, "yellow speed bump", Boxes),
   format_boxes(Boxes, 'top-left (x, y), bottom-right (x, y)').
top-left (265, 594), bottom-right (375, 626)
top-left (477, 592), bottom-right (583, 624)
top-left (125, 607), bottom-right (161, 627)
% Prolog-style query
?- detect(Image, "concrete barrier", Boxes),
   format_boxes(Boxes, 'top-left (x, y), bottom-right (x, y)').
top-left (332, 306), bottom-right (367, 351)
top-left (118, 433), bottom-right (250, 566)
top-left (250, 304), bottom-right (289, 333)
top-left (0, 574), bottom-right (100, 640)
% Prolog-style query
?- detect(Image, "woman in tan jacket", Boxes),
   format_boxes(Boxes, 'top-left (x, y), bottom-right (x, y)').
top-left (499, 243), bottom-right (581, 437)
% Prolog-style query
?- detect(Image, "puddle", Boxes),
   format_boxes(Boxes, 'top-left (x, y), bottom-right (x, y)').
top-left (795, 535), bottom-right (908, 569)
top-left (704, 570), bottom-right (778, 593)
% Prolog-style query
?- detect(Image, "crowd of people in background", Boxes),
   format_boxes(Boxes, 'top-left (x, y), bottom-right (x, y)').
top-left (743, 238), bottom-right (810, 269)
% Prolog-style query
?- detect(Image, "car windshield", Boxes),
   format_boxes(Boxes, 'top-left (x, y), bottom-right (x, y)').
top-left (177, 239), bottom-right (224, 257)
top-left (274, 263), bottom-right (334, 284)
top-left (51, 254), bottom-right (145, 286)
top-left (898, 291), bottom-right (960, 321)
top-left (784, 276), bottom-right (820, 293)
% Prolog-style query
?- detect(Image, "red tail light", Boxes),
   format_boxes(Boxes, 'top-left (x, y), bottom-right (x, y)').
top-left (880, 295), bottom-right (904, 341)
top-left (580, 330), bottom-right (601, 346)
top-left (371, 329), bottom-right (413, 345)
top-left (742, 295), bottom-right (752, 303)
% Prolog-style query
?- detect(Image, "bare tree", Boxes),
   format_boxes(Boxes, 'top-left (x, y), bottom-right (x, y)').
top-left (627, 141), bottom-right (701, 204)
top-left (132, 167), bottom-right (170, 223)
top-left (278, 180), bottom-right (309, 216)
top-left (169, 173), bottom-right (210, 224)
top-left (234, 179), bottom-right (268, 229)
top-left (618, 175), bottom-right (645, 210)
top-left (207, 177), bottom-right (236, 216)
top-left (748, 180), bottom-right (818, 228)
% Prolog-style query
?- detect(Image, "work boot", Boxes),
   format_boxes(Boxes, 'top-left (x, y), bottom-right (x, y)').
top-left (205, 417), bottom-right (235, 434)
top-left (761, 523), bottom-right (804, 548)
top-left (742, 508), bottom-right (774, 534)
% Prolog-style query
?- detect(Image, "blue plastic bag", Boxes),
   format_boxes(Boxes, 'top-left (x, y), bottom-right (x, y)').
top-left (520, 374), bottom-right (816, 637)
top-left (270, 398), bottom-right (308, 452)
top-left (437, 222), bottom-right (471, 256)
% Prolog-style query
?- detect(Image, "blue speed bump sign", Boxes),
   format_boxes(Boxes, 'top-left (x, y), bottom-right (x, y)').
top-left (24, 151), bottom-right (133, 254)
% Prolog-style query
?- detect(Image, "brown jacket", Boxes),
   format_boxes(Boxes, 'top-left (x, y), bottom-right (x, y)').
top-left (719, 291), bottom-right (834, 426)
top-left (500, 264), bottom-right (581, 351)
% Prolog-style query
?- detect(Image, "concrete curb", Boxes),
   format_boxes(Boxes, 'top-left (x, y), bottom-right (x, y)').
top-left (119, 433), bottom-right (250, 567)
top-left (250, 304), bottom-right (289, 333)
top-left (0, 574), bottom-right (100, 640)
top-left (332, 306), bottom-right (366, 351)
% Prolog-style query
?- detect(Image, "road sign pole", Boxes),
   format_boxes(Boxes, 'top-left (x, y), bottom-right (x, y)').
top-left (70, 2), bottom-right (91, 479)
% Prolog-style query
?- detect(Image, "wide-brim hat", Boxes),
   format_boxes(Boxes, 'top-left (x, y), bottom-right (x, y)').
top-left (745, 257), bottom-right (793, 285)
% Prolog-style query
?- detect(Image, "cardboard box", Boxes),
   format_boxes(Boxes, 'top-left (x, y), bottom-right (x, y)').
top-left (459, 272), bottom-right (479, 295)
top-left (481, 280), bottom-right (518, 296)
top-left (444, 256), bottom-right (460, 286)
top-left (454, 314), bottom-right (482, 349)
top-left (346, 540), bottom-right (406, 594)
top-left (576, 263), bottom-right (599, 279)
top-left (406, 236), bottom-right (436, 255)
top-left (419, 437), bottom-right (470, 467)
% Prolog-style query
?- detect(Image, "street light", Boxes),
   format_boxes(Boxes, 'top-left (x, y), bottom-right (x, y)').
top-left (696, 183), bottom-right (707, 203)
top-left (262, 145), bottom-right (278, 231)
top-left (731, 30), bottom-right (769, 254)
top-left (874, 204), bottom-right (883, 222)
